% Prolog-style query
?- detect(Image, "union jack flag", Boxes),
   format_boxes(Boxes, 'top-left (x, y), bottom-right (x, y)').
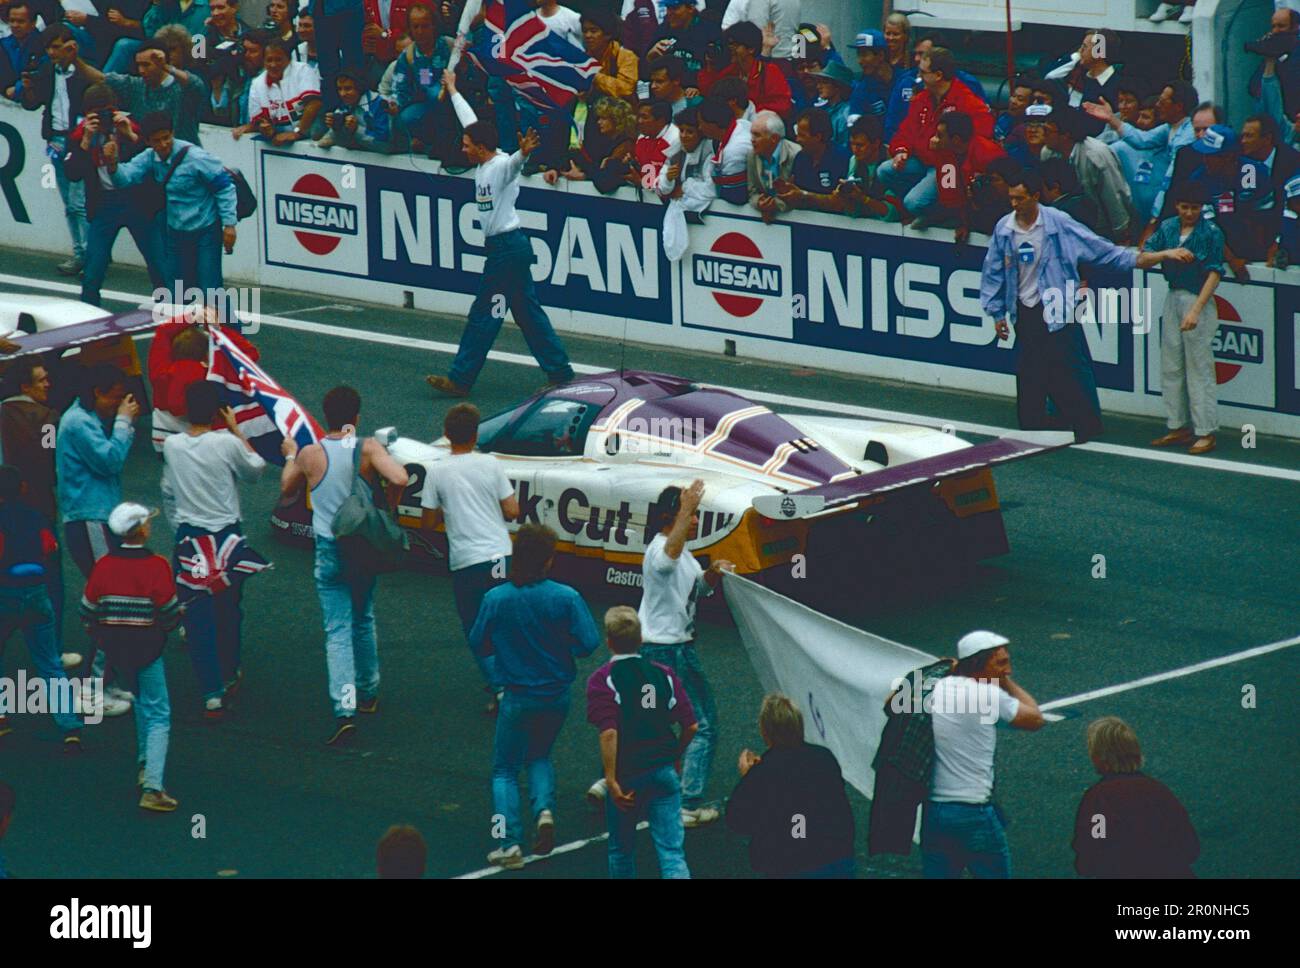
top-left (176, 531), bottom-right (272, 598)
top-left (464, 0), bottom-right (600, 111)
top-left (207, 325), bottom-right (323, 465)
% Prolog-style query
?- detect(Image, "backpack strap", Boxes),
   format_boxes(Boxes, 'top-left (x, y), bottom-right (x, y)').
top-left (161, 145), bottom-right (190, 188)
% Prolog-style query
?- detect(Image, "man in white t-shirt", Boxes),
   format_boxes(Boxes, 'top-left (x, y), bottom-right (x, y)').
top-left (234, 37), bottom-right (322, 144)
top-left (160, 380), bottom-right (267, 720)
top-left (419, 403), bottom-right (520, 708)
top-left (637, 479), bottom-right (731, 827)
top-left (923, 630), bottom-right (1044, 878)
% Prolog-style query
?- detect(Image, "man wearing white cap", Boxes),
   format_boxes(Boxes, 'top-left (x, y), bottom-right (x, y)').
top-left (80, 502), bottom-right (181, 811)
top-left (923, 630), bottom-right (1044, 878)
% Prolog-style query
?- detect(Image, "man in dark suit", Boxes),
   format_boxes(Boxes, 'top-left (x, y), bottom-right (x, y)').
top-left (20, 25), bottom-right (93, 275)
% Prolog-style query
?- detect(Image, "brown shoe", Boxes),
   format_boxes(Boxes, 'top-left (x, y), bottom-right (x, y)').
top-left (1151, 428), bottom-right (1193, 447)
top-left (426, 374), bottom-right (470, 398)
top-left (139, 789), bottom-right (179, 812)
top-left (1188, 435), bottom-right (1216, 455)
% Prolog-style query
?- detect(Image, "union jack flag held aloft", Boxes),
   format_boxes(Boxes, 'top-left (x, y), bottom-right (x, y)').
top-left (465, 0), bottom-right (601, 111)
top-left (207, 325), bottom-right (323, 465)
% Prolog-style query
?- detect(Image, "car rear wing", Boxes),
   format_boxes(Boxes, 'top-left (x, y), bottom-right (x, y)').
top-left (751, 431), bottom-right (1074, 520)
top-left (0, 309), bottom-right (161, 359)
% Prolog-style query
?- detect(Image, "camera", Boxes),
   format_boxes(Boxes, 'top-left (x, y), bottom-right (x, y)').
top-left (1244, 32), bottom-right (1295, 58)
top-left (330, 107), bottom-right (351, 126)
top-left (98, 110), bottom-right (115, 132)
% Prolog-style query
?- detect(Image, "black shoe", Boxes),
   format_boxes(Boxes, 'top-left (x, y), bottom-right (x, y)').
top-left (326, 718), bottom-right (357, 746)
top-left (356, 695), bottom-right (378, 714)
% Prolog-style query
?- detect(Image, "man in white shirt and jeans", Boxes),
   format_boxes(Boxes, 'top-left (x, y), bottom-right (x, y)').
top-left (426, 68), bottom-right (575, 398)
top-left (923, 630), bottom-right (1045, 878)
top-left (637, 479), bottom-right (731, 827)
top-left (419, 403), bottom-right (519, 711)
top-left (160, 380), bottom-right (266, 719)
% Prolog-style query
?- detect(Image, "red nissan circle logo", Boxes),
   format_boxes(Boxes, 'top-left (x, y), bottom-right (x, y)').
top-left (1212, 294), bottom-right (1241, 385)
top-left (289, 173), bottom-right (343, 256)
top-left (709, 231), bottom-right (767, 318)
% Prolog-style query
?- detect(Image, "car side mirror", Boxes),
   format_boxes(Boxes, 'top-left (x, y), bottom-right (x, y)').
top-left (374, 426), bottom-right (397, 447)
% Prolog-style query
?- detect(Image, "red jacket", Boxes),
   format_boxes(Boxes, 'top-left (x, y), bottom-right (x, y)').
top-left (889, 79), bottom-right (993, 167)
top-left (933, 134), bottom-right (1006, 210)
top-left (700, 58), bottom-right (792, 119)
top-left (148, 319), bottom-right (259, 419)
top-left (363, 0), bottom-right (419, 65)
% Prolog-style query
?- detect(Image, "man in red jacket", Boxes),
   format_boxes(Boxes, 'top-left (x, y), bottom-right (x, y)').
top-left (877, 47), bottom-right (993, 219)
top-left (918, 110), bottom-right (1006, 227)
top-left (699, 21), bottom-right (791, 120)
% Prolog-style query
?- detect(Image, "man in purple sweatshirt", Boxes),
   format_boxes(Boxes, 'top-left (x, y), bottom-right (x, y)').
top-left (586, 605), bottom-right (698, 879)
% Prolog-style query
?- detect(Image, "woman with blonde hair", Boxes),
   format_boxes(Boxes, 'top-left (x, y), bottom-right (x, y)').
top-left (1072, 716), bottom-right (1199, 877)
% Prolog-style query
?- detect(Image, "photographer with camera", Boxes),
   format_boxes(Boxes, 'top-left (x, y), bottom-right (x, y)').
top-left (314, 67), bottom-right (390, 151)
top-left (65, 83), bottom-right (167, 306)
top-left (203, 29), bottom-right (263, 126)
top-left (1248, 8), bottom-right (1300, 148)
top-left (233, 36), bottom-right (321, 144)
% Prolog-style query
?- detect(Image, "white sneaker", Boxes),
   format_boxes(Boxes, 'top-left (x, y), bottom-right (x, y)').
top-left (534, 809), bottom-right (556, 855)
top-left (681, 806), bottom-right (720, 828)
top-left (81, 685), bottom-right (130, 718)
top-left (1178, 3), bottom-right (1196, 22)
top-left (486, 844), bottom-right (525, 870)
top-left (61, 652), bottom-right (83, 671)
top-left (1149, 2), bottom-right (1179, 20)
top-left (585, 777), bottom-right (608, 806)
top-left (106, 685), bottom-right (135, 703)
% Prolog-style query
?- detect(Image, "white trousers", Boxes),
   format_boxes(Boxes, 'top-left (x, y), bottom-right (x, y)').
top-left (1160, 287), bottom-right (1220, 436)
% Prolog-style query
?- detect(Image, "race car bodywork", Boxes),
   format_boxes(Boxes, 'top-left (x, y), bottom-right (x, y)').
top-left (345, 370), bottom-right (1070, 603)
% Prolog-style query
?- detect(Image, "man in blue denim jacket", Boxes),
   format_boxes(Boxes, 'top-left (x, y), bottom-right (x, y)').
top-left (980, 168), bottom-right (1193, 440)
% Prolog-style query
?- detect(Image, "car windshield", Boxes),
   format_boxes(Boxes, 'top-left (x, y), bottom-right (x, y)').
top-left (478, 398), bottom-right (602, 457)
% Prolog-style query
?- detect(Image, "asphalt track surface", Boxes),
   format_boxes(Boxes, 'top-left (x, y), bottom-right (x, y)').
top-left (0, 248), bottom-right (1296, 879)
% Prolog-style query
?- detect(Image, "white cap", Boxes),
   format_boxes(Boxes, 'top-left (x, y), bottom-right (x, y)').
top-left (957, 630), bottom-right (1010, 659)
top-left (108, 502), bottom-right (156, 537)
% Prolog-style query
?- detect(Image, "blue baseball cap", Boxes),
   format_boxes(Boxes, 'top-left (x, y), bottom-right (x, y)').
top-left (1192, 125), bottom-right (1239, 155)
top-left (663, 0), bottom-right (696, 7)
top-left (851, 29), bottom-right (886, 49)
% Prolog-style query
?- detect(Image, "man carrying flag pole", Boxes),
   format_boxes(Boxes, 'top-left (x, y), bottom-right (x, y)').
top-left (426, 66), bottom-right (576, 398)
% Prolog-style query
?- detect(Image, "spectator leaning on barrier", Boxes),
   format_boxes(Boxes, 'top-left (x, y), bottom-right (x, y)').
top-left (777, 105), bottom-right (847, 213)
top-left (1027, 104), bottom-right (1135, 241)
top-left (204, 28), bottom-right (265, 126)
top-left (921, 109), bottom-right (1005, 230)
top-left (80, 502), bottom-right (181, 811)
top-left (315, 66), bottom-right (391, 151)
top-left (469, 523), bottom-right (602, 870)
top-left (65, 83), bottom-right (167, 307)
top-left (549, 95), bottom-right (639, 193)
top-left (1220, 115), bottom-right (1300, 264)
top-left (427, 69), bottom-right (576, 396)
top-left (837, 113), bottom-right (897, 221)
top-left (418, 402), bottom-right (517, 709)
top-left (809, 58), bottom-right (853, 150)
top-left (658, 104), bottom-right (716, 260)
top-left (922, 630), bottom-right (1044, 879)
top-left (879, 46), bottom-right (992, 223)
top-left (709, 74), bottom-right (753, 124)
top-left (279, 384), bottom-right (409, 746)
top-left (980, 168), bottom-right (1196, 441)
top-left (233, 36), bottom-right (322, 143)
top-left (108, 111), bottom-right (239, 301)
top-left (848, 29), bottom-right (890, 121)
top-left (697, 93), bottom-right (751, 205)
top-left (726, 693), bottom-right (856, 879)
top-left (633, 98), bottom-right (680, 189)
top-left (958, 155), bottom-right (1019, 242)
top-left (0, 464), bottom-right (85, 751)
top-left (20, 25), bottom-right (93, 276)
top-left (0, 2), bottom-right (43, 102)
top-left (161, 380), bottom-right (267, 720)
top-left (1110, 95), bottom-right (1165, 222)
top-left (747, 107), bottom-right (799, 222)
top-left (587, 605), bottom-right (697, 879)
top-left (1146, 180), bottom-right (1226, 456)
top-left (1072, 716), bottom-right (1200, 878)
top-left (1038, 156), bottom-right (1101, 234)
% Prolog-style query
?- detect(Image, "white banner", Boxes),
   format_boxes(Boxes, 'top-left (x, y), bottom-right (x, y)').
top-left (723, 573), bottom-right (936, 799)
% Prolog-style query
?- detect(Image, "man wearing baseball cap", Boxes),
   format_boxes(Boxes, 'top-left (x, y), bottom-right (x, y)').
top-left (849, 29), bottom-right (891, 121)
top-left (922, 630), bottom-right (1044, 878)
top-left (80, 501), bottom-right (181, 811)
top-left (809, 60), bottom-right (854, 149)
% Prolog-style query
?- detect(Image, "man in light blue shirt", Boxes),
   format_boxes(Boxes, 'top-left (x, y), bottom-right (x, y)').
top-left (980, 168), bottom-right (1192, 441)
top-left (106, 111), bottom-right (238, 303)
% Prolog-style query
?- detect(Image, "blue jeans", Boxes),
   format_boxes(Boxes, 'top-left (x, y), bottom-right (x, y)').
top-left (448, 230), bottom-right (574, 389)
top-left (164, 221), bottom-right (224, 300)
top-left (314, 535), bottom-right (379, 719)
top-left (0, 584), bottom-right (82, 734)
top-left (921, 801), bottom-right (1012, 878)
top-left (606, 764), bottom-right (690, 879)
top-left (173, 524), bottom-right (245, 703)
top-left (396, 101), bottom-right (437, 146)
top-left (131, 655), bottom-right (170, 791)
top-left (451, 556), bottom-right (509, 690)
top-left (315, 6), bottom-right (364, 111)
top-left (875, 156), bottom-right (938, 215)
top-left (641, 643), bottom-right (716, 808)
top-left (491, 690), bottom-right (569, 849)
top-left (81, 191), bottom-right (166, 306)
top-left (50, 140), bottom-right (88, 260)
top-left (103, 37), bottom-right (143, 74)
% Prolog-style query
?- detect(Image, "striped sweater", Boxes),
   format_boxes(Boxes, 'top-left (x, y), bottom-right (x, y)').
top-left (80, 546), bottom-right (180, 668)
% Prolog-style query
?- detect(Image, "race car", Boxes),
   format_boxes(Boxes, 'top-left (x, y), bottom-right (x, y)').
top-left (270, 370), bottom-right (1071, 604)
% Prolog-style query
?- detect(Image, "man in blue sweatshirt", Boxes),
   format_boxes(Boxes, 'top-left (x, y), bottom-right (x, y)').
top-left (469, 523), bottom-right (602, 871)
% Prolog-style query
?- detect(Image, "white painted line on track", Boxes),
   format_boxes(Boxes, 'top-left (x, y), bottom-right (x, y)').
top-left (454, 821), bottom-right (649, 880)
top-left (5, 273), bottom-right (1299, 484)
top-left (1040, 635), bottom-right (1300, 713)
